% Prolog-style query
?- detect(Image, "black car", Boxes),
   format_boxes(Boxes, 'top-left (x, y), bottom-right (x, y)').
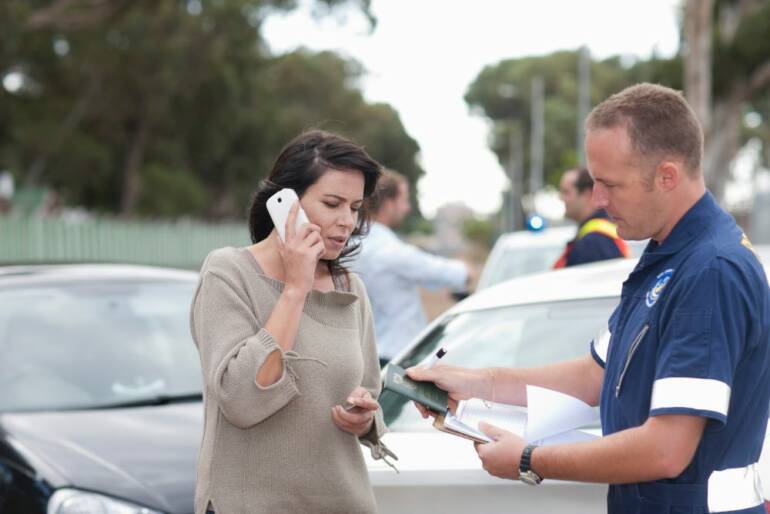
top-left (0, 265), bottom-right (202, 514)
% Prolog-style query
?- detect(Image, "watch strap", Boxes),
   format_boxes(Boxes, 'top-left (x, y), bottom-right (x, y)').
top-left (520, 444), bottom-right (536, 472)
top-left (519, 444), bottom-right (542, 484)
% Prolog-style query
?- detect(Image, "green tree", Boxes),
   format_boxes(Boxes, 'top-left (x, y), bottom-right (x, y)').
top-left (466, 0), bottom-right (770, 205)
top-left (243, 49), bottom-right (423, 216)
top-left (701, 0), bottom-right (770, 199)
top-left (1, 0), bottom-right (424, 221)
top-left (464, 50), bottom-right (638, 192)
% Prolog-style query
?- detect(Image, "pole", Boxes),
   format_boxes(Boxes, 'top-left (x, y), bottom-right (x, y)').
top-left (577, 46), bottom-right (591, 165)
top-left (529, 76), bottom-right (545, 196)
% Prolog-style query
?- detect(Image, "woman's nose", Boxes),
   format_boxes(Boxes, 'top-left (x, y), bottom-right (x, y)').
top-left (339, 208), bottom-right (355, 228)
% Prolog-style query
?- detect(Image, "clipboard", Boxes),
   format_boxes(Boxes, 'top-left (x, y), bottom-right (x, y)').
top-left (432, 412), bottom-right (490, 444)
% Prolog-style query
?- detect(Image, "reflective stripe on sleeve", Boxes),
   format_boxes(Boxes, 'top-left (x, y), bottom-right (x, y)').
top-left (592, 326), bottom-right (611, 365)
top-left (708, 463), bottom-right (764, 512)
top-left (650, 377), bottom-right (731, 416)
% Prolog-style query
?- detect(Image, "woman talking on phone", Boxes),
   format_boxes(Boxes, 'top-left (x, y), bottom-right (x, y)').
top-left (191, 130), bottom-right (393, 514)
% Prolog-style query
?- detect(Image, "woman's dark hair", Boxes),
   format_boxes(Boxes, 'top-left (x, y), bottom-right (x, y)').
top-left (248, 129), bottom-right (382, 277)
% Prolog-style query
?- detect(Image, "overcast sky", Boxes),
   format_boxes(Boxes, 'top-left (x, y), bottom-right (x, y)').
top-left (264, 0), bottom-right (682, 217)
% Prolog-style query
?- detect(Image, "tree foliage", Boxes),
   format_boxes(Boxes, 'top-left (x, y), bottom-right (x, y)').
top-left (464, 51), bottom-right (644, 190)
top-left (466, 0), bottom-right (770, 201)
top-left (0, 0), bottom-right (423, 219)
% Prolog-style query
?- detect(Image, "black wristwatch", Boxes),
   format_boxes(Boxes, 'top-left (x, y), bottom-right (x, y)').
top-left (519, 444), bottom-right (542, 485)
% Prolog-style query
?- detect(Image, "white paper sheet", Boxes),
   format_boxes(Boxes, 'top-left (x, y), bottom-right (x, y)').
top-left (525, 385), bottom-right (600, 443)
top-left (445, 386), bottom-right (600, 445)
top-left (444, 399), bottom-right (527, 443)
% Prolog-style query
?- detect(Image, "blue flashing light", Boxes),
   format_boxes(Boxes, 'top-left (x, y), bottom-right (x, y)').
top-left (527, 214), bottom-right (546, 232)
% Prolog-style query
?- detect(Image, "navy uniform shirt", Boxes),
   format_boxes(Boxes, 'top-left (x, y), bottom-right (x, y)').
top-left (591, 192), bottom-right (770, 513)
top-left (566, 210), bottom-right (627, 267)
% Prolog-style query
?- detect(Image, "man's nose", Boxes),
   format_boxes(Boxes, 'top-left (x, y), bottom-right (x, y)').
top-left (592, 185), bottom-right (608, 208)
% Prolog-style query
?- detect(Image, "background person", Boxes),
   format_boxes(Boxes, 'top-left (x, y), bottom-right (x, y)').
top-left (409, 83), bottom-right (770, 514)
top-left (553, 167), bottom-right (630, 268)
top-left (191, 130), bottom-right (393, 514)
top-left (353, 169), bottom-right (470, 367)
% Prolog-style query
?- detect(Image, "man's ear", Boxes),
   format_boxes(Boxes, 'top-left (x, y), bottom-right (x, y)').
top-left (378, 196), bottom-right (395, 219)
top-left (656, 160), bottom-right (681, 192)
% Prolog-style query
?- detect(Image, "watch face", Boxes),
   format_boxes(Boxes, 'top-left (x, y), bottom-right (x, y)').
top-left (520, 470), bottom-right (542, 485)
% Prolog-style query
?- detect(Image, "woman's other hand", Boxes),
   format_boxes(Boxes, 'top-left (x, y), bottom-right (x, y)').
top-left (332, 386), bottom-right (378, 436)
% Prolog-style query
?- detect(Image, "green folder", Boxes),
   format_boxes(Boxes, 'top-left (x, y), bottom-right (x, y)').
top-left (383, 364), bottom-right (449, 414)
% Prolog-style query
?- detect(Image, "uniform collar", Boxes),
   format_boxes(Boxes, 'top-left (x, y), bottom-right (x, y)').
top-left (645, 191), bottom-right (717, 257)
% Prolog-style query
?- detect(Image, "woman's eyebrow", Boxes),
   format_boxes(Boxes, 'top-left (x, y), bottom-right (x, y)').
top-left (323, 194), bottom-right (364, 203)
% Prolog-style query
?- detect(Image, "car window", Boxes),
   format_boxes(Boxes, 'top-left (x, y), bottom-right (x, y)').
top-left (479, 245), bottom-right (565, 289)
top-left (479, 237), bottom-right (649, 290)
top-left (381, 297), bottom-right (618, 431)
top-left (0, 279), bottom-right (201, 412)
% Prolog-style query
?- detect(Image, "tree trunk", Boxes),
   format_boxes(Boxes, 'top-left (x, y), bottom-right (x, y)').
top-left (687, 0), bottom-right (770, 203)
top-left (26, 71), bottom-right (100, 184)
top-left (703, 58), bottom-right (770, 201)
top-left (684, 0), bottom-right (713, 133)
top-left (120, 115), bottom-right (149, 217)
top-left (703, 92), bottom-right (743, 201)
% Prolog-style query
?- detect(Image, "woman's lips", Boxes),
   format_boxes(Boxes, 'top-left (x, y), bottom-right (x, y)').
top-left (327, 236), bottom-right (347, 248)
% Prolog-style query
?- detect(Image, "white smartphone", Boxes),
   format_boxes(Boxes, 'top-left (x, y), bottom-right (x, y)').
top-left (266, 188), bottom-right (310, 242)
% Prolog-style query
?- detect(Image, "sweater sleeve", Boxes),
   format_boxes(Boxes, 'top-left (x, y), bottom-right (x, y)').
top-left (192, 271), bottom-right (300, 429)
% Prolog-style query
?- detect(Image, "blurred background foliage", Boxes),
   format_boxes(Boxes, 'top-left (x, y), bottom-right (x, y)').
top-left (0, 0), bottom-right (424, 220)
top-left (465, 0), bottom-right (770, 202)
top-left (3, 0), bottom-right (770, 225)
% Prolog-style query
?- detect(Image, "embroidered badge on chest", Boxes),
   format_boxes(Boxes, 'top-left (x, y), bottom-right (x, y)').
top-left (646, 269), bottom-right (674, 308)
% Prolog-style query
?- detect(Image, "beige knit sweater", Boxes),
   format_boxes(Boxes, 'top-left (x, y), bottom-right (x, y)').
top-left (190, 247), bottom-right (388, 514)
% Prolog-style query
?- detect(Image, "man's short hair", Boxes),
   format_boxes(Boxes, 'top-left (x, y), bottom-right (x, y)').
top-left (585, 83), bottom-right (703, 177)
top-left (369, 169), bottom-right (407, 213)
top-left (572, 168), bottom-right (594, 193)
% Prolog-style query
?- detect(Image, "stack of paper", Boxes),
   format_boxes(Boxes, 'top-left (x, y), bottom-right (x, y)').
top-left (436, 385), bottom-right (599, 445)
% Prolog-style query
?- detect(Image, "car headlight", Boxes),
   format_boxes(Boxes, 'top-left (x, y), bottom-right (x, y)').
top-left (47, 488), bottom-right (163, 514)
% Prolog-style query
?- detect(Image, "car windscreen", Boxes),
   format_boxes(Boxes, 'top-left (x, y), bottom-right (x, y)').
top-left (479, 245), bottom-right (565, 289)
top-left (381, 296), bottom-right (618, 431)
top-left (0, 279), bottom-right (201, 412)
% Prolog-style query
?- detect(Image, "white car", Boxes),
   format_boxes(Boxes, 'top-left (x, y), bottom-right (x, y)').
top-left (368, 253), bottom-right (770, 514)
top-left (477, 226), bottom-right (647, 290)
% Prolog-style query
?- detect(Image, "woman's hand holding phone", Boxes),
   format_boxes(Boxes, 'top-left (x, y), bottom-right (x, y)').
top-left (279, 201), bottom-right (325, 296)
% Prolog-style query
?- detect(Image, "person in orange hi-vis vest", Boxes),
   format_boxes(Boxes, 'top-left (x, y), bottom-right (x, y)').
top-left (553, 167), bottom-right (630, 268)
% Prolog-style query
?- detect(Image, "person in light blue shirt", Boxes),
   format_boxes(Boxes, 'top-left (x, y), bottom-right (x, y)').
top-left (353, 170), bottom-right (469, 367)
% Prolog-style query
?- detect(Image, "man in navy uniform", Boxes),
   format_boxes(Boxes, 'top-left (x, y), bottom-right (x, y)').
top-left (409, 83), bottom-right (770, 513)
top-left (553, 167), bottom-right (630, 268)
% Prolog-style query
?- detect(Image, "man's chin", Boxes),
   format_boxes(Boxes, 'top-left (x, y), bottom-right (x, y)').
top-left (615, 224), bottom-right (632, 240)
top-left (617, 227), bottom-right (646, 241)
